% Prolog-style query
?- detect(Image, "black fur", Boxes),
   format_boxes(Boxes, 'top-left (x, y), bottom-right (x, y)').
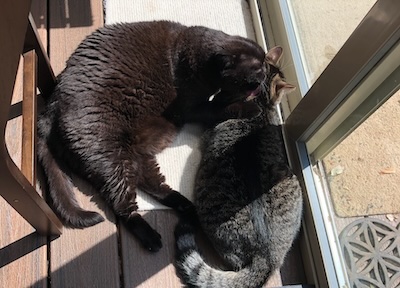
top-left (37, 21), bottom-right (266, 251)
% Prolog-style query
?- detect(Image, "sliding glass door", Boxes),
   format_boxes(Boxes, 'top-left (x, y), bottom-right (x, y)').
top-left (257, 0), bottom-right (400, 287)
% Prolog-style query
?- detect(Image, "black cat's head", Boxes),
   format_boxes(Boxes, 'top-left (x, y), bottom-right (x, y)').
top-left (209, 46), bottom-right (296, 121)
top-left (212, 45), bottom-right (295, 106)
top-left (213, 37), bottom-right (266, 103)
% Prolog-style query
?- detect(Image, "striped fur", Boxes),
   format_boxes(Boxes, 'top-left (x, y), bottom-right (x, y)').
top-left (174, 47), bottom-right (303, 287)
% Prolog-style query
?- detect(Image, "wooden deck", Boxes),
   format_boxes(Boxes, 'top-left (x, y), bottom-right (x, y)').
top-left (0, 0), bottom-right (308, 287)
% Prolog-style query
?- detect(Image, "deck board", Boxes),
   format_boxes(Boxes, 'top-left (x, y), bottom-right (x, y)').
top-left (120, 209), bottom-right (290, 288)
top-left (121, 211), bottom-right (184, 287)
top-left (48, 177), bottom-right (121, 288)
top-left (47, 1), bottom-right (122, 287)
top-left (49, 0), bottom-right (103, 75)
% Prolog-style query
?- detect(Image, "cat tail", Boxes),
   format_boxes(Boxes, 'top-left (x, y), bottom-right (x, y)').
top-left (174, 220), bottom-right (272, 288)
top-left (37, 121), bottom-right (105, 228)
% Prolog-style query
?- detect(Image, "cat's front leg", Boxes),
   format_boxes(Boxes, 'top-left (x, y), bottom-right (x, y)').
top-left (122, 212), bottom-right (162, 252)
top-left (268, 163), bottom-right (295, 187)
top-left (221, 100), bottom-right (261, 120)
top-left (188, 100), bottom-right (261, 126)
top-left (105, 186), bottom-right (163, 252)
top-left (107, 192), bottom-right (163, 252)
top-left (178, 101), bottom-right (225, 127)
top-left (138, 155), bottom-right (198, 225)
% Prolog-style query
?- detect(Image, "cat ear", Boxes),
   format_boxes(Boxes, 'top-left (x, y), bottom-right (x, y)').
top-left (266, 46), bottom-right (283, 66)
top-left (271, 75), bottom-right (296, 105)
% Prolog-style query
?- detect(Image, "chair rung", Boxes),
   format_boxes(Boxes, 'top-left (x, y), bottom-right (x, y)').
top-left (21, 49), bottom-right (37, 185)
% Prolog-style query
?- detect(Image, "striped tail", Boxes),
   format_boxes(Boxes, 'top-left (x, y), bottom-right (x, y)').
top-left (174, 220), bottom-right (272, 288)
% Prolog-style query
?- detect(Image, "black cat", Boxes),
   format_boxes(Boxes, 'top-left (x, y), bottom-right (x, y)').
top-left (37, 21), bottom-right (266, 251)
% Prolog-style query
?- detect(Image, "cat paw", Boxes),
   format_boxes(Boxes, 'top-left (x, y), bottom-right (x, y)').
top-left (122, 214), bottom-right (163, 252)
top-left (137, 228), bottom-right (162, 252)
top-left (239, 101), bottom-right (261, 119)
top-left (269, 163), bottom-right (293, 185)
top-left (223, 101), bottom-right (261, 120)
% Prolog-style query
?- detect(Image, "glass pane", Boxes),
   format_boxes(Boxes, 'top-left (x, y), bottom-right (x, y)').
top-left (301, 37), bottom-right (400, 288)
top-left (288, 0), bottom-right (377, 86)
top-left (324, 91), bottom-right (400, 218)
top-left (280, 1), bottom-right (400, 286)
top-left (306, 41), bottom-right (400, 160)
top-left (299, 25), bottom-right (400, 287)
top-left (320, 88), bottom-right (400, 287)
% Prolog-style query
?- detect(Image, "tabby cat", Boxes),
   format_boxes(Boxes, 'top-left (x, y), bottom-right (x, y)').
top-left (174, 46), bottom-right (303, 287)
top-left (37, 21), bottom-right (267, 251)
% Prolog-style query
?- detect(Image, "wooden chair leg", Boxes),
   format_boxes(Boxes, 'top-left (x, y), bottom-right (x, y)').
top-left (24, 14), bottom-right (56, 96)
top-left (0, 3), bottom-right (62, 236)
top-left (0, 156), bottom-right (63, 236)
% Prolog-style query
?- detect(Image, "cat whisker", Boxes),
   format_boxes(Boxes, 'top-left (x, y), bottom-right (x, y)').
top-left (261, 81), bottom-right (268, 95)
top-left (279, 58), bottom-right (295, 73)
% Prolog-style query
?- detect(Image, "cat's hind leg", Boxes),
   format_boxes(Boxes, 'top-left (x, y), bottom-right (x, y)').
top-left (97, 153), bottom-right (163, 252)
